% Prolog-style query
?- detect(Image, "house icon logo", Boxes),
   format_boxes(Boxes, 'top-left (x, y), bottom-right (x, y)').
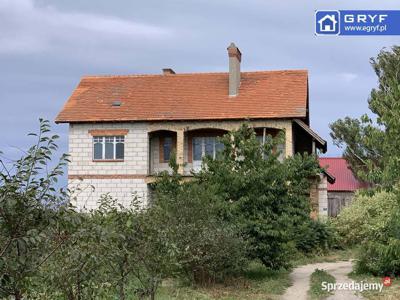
top-left (315, 11), bottom-right (340, 35)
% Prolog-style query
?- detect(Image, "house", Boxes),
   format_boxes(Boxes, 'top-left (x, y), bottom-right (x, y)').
top-left (318, 14), bottom-right (338, 33)
top-left (56, 43), bottom-right (328, 214)
top-left (319, 157), bottom-right (367, 217)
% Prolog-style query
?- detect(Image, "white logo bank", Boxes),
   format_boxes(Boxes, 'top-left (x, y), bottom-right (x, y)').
top-left (316, 10), bottom-right (400, 36)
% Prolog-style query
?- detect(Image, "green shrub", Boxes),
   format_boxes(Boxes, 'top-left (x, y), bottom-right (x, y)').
top-left (356, 238), bottom-right (400, 276)
top-left (294, 219), bottom-right (336, 254)
top-left (332, 190), bottom-right (397, 246)
top-left (154, 179), bottom-right (248, 285)
top-left (197, 124), bottom-right (322, 269)
top-left (355, 199), bottom-right (400, 276)
top-left (332, 188), bottom-right (400, 276)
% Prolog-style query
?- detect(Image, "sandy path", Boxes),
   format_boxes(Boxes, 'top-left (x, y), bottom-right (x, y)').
top-left (281, 260), bottom-right (363, 300)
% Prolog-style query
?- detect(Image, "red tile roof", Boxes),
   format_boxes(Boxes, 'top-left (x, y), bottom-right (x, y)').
top-left (55, 70), bottom-right (308, 123)
top-left (319, 158), bottom-right (367, 192)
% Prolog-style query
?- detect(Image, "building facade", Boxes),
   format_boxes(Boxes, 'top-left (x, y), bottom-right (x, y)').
top-left (56, 43), bottom-right (329, 213)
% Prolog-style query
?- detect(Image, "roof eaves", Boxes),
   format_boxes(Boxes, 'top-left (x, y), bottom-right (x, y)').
top-left (294, 119), bottom-right (327, 153)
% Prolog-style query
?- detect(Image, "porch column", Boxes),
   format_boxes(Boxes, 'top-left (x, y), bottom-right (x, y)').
top-left (285, 123), bottom-right (294, 157)
top-left (176, 129), bottom-right (185, 174)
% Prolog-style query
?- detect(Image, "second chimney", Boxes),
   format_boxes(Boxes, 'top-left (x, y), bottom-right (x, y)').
top-left (162, 68), bottom-right (175, 75)
top-left (227, 42), bottom-right (241, 97)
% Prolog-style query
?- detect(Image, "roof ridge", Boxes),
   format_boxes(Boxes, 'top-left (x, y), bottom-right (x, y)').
top-left (81, 69), bottom-right (308, 79)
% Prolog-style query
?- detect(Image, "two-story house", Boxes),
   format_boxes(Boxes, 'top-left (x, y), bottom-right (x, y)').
top-left (56, 43), bottom-right (331, 215)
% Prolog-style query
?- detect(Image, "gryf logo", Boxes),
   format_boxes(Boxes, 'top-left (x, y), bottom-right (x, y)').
top-left (316, 11), bottom-right (340, 35)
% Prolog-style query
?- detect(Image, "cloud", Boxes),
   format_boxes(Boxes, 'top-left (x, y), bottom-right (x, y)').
top-left (339, 72), bottom-right (358, 82)
top-left (0, 0), bottom-right (172, 55)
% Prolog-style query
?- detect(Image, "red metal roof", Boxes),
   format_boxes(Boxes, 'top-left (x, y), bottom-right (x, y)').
top-left (55, 70), bottom-right (308, 123)
top-left (319, 157), bottom-right (367, 192)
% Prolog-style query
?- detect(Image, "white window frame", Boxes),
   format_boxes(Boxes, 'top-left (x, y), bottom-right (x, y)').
top-left (192, 137), bottom-right (222, 161)
top-left (93, 136), bottom-right (124, 160)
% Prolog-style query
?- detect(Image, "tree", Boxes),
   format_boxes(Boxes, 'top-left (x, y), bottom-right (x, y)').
top-left (0, 119), bottom-right (72, 299)
top-left (330, 46), bottom-right (400, 188)
top-left (196, 124), bottom-right (321, 269)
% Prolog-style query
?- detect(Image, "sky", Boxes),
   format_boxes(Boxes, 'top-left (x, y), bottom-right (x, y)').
top-left (0, 0), bottom-right (399, 184)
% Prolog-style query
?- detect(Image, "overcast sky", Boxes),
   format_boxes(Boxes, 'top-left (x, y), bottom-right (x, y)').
top-left (1, 0), bottom-right (399, 183)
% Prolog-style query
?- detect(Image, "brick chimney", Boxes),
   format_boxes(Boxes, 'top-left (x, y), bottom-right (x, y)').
top-left (227, 42), bottom-right (241, 97)
top-left (162, 68), bottom-right (175, 75)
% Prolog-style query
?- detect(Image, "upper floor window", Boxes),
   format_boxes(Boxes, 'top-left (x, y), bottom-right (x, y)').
top-left (256, 135), bottom-right (285, 161)
top-left (93, 136), bottom-right (124, 160)
top-left (193, 137), bottom-right (224, 161)
top-left (162, 136), bottom-right (173, 162)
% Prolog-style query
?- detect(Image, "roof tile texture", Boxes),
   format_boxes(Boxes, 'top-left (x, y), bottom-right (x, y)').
top-left (319, 158), bottom-right (367, 192)
top-left (56, 70), bottom-right (308, 123)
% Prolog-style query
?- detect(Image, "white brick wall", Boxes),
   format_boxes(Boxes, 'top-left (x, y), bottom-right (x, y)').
top-left (68, 123), bottom-right (149, 209)
top-left (69, 178), bottom-right (148, 210)
top-left (67, 119), bottom-right (294, 209)
top-left (69, 123), bottom-right (148, 175)
top-left (318, 175), bottom-right (328, 217)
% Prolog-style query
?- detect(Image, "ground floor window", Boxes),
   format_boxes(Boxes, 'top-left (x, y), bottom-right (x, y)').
top-left (192, 137), bottom-right (224, 160)
top-left (93, 136), bottom-right (124, 160)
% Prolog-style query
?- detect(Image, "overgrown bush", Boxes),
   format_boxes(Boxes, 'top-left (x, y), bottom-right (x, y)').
top-left (355, 195), bottom-right (400, 276)
top-left (0, 119), bottom-right (72, 299)
top-left (197, 124), bottom-right (323, 269)
top-left (293, 219), bottom-right (337, 254)
top-left (331, 188), bottom-right (400, 276)
top-left (154, 173), bottom-right (247, 285)
top-left (332, 190), bottom-right (397, 247)
top-left (1, 120), bottom-right (333, 298)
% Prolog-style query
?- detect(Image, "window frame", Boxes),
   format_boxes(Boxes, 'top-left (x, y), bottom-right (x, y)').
top-left (192, 136), bottom-right (223, 161)
top-left (92, 135), bottom-right (125, 161)
top-left (162, 136), bottom-right (173, 162)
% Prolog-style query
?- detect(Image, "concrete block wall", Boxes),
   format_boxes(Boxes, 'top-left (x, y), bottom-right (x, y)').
top-left (68, 122), bottom-right (149, 209)
top-left (318, 175), bottom-right (328, 217)
top-left (68, 119), bottom-right (294, 210)
top-left (69, 178), bottom-right (148, 210)
top-left (68, 122), bottom-right (148, 175)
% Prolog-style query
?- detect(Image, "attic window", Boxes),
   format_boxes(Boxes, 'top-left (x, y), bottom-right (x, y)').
top-left (112, 100), bottom-right (122, 107)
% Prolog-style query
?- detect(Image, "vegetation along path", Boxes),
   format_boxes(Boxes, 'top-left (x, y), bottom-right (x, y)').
top-left (282, 260), bottom-right (363, 300)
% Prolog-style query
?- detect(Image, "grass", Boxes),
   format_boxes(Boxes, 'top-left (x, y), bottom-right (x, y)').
top-left (308, 269), bottom-right (336, 299)
top-left (156, 261), bottom-right (291, 300)
top-left (348, 272), bottom-right (400, 300)
top-left (292, 247), bottom-right (358, 267)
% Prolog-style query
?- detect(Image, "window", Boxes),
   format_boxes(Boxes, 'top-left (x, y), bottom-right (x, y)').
top-left (162, 137), bottom-right (173, 162)
top-left (192, 137), bottom-right (224, 161)
top-left (256, 135), bottom-right (285, 161)
top-left (93, 136), bottom-right (124, 160)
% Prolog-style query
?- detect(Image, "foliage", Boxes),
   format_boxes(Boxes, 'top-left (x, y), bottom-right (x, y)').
top-left (154, 168), bottom-right (247, 285)
top-left (330, 46), bottom-right (400, 188)
top-left (355, 193), bottom-right (400, 276)
top-left (0, 120), bottom-right (332, 298)
top-left (195, 124), bottom-right (322, 269)
top-left (332, 188), bottom-right (400, 276)
top-left (332, 190), bottom-right (397, 247)
top-left (293, 219), bottom-right (337, 254)
top-left (0, 119), bottom-right (72, 299)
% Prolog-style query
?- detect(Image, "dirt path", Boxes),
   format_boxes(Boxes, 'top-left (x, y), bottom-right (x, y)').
top-left (281, 260), bottom-right (363, 300)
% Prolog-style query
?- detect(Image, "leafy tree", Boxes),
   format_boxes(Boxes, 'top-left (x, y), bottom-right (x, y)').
top-left (196, 124), bottom-right (321, 269)
top-left (330, 46), bottom-right (400, 188)
top-left (0, 119), bottom-right (71, 299)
